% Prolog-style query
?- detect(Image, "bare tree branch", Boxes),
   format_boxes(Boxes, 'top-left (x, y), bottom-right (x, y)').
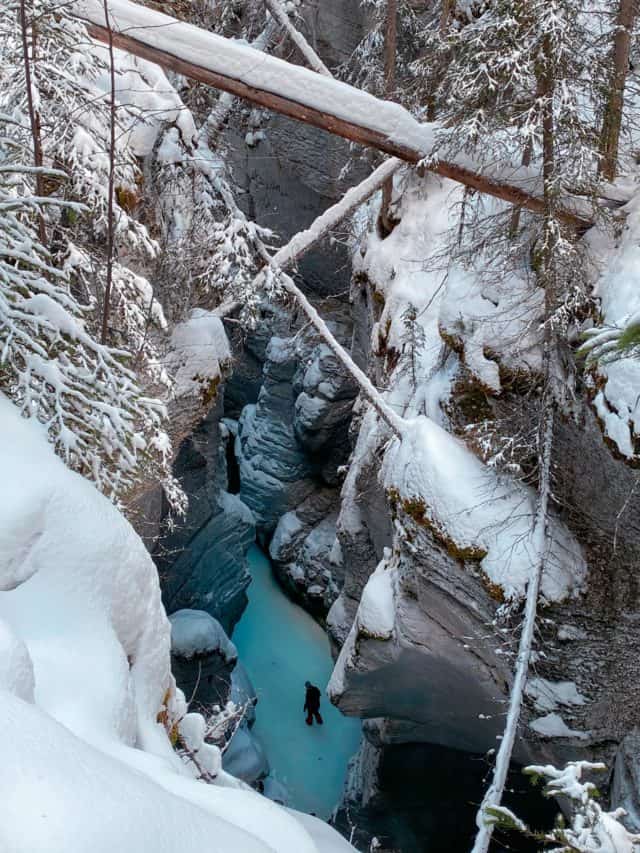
top-left (263, 0), bottom-right (331, 77)
top-left (379, 0), bottom-right (397, 235)
top-left (18, 0), bottom-right (46, 244)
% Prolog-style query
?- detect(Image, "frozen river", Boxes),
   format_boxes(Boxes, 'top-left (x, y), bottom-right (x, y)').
top-left (232, 545), bottom-right (362, 819)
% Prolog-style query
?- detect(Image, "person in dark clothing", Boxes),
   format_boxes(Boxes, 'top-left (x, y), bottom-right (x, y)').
top-left (304, 681), bottom-right (323, 726)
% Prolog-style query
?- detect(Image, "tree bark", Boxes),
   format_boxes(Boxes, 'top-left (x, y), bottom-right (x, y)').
top-left (509, 138), bottom-right (533, 235)
top-left (100, 0), bottom-right (116, 344)
top-left (599, 0), bottom-right (637, 182)
top-left (380, 0), bottom-right (398, 235)
top-left (439, 0), bottom-right (454, 34)
top-left (18, 0), bottom-right (46, 245)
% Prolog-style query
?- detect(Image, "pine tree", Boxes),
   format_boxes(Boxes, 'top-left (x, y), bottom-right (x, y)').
top-left (0, 0), bottom-right (166, 382)
top-left (0, 117), bottom-right (175, 502)
top-left (487, 761), bottom-right (640, 853)
top-left (399, 303), bottom-right (426, 392)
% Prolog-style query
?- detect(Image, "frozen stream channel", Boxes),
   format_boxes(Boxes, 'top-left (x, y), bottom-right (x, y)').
top-left (232, 545), bottom-right (362, 819)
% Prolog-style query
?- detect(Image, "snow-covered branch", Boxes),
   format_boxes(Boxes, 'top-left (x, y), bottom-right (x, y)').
top-left (263, 0), bottom-right (331, 77)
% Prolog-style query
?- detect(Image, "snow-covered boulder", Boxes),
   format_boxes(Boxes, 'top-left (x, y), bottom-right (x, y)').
top-left (170, 609), bottom-right (237, 662)
top-left (167, 309), bottom-right (231, 401)
top-left (170, 609), bottom-right (238, 706)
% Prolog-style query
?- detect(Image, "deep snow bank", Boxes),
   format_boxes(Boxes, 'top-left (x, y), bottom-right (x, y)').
top-left (0, 394), bottom-right (354, 853)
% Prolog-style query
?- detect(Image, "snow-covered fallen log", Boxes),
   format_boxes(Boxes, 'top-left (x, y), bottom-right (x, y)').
top-left (72, 0), bottom-right (593, 230)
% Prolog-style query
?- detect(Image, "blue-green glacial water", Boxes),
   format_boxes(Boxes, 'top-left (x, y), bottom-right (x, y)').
top-left (232, 545), bottom-right (362, 819)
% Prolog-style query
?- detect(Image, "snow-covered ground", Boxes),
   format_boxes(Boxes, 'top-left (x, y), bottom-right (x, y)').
top-left (233, 545), bottom-right (362, 819)
top-left (584, 195), bottom-right (640, 458)
top-left (0, 394), bottom-right (355, 852)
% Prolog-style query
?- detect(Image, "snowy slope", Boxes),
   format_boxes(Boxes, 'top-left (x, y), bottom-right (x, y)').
top-left (585, 196), bottom-right (640, 458)
top-left (384, 416), bottom-right (586, 602)
top-left (0, 394), bottom-right (354, 853)
top-left (346, 175), bottom-right (584, 603)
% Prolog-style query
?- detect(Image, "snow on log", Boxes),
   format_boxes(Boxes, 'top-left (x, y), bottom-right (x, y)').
top-left (72, 0), bottom-right (592, 230)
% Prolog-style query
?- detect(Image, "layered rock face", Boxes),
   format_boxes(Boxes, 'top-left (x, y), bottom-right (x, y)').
top-left (325, 301), bottom-right (640, 851)
top-left (234, 316), bottom-right (358, 615)
top-left (154, 398), bottom-right (255, 635)
top-left (333, 733), bottom-right (555, 853)
top-left (223, 0), bottom-right (367, 298)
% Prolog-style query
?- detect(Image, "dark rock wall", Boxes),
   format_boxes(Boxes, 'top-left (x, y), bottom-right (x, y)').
top-left (154, 397), bottom-right (255, 635)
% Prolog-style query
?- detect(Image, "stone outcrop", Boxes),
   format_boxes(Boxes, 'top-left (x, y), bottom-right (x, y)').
top-left (155, 397), bottom-right (255, 635)
top-left (237, 336), bottom-right (319, 534)
top-left (269, 492), bottom-right (343, 617)
top-left (233, 318), bottom-right (358, 615)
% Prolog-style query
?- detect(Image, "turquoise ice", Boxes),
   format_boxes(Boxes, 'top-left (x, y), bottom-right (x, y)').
top-left (232, 545), bottom-right (362, 819)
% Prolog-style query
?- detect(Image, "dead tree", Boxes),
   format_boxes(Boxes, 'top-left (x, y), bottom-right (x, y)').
top-left (18, 0), bottom-right (46, 244)
top-left (599, 0), bottom-right (637, 181)
top-left (379, 0), bottom-right (398, 235)
top-left (100, 0), bottom-right (116, 344)
top-left (72, 0), bottom-right (594, 231)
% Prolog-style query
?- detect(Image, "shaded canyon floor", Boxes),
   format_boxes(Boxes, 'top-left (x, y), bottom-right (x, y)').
top-left (232, 545), bottom-right (362, 818)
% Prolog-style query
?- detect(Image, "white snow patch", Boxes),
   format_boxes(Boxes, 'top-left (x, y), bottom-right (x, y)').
top-left (328, 555), bottom-right (396, 700)
top-left (169, 610), bottom-right (237, 662)
top-left (439, 264), bottom-right (543, 393)
top-left (557, 624), bottom-right (588, 642)
top-left (383, 416), bottom-right (586, 602)
top-left (0, 618), bottom-right (35, 702)
top-left (167, 309), bottom-right (230, 398)
top-left (0, 393), bottom-right (355, 853)
top-left (530, 713), bottom-right (589, 740)
top-left (584, 194), bottom-right (640, 458)
top-left (526, 678), bottom-right (587, 714)
top-left (356, 555), bottom-right (397, 640)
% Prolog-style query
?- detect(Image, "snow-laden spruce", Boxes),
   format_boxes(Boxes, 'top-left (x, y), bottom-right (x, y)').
top-left (0, 134), bottom-right (173, 500)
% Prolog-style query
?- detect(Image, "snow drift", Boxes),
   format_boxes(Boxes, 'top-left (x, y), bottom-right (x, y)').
top-left (0, 394), bottom-right (354, 853)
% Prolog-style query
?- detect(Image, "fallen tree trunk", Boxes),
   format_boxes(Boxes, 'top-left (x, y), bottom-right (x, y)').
top-left (72, 0), bottom-right (593, 231)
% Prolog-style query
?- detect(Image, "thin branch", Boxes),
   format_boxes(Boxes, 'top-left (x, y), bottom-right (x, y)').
top-left (18, 0), bottom-right (47, 244)
top-left (379, 0), bottom-right (397, 234)
top-left (263, 0), bottom-right (331, 77)
top-left (100, 0), bottom-right (116, 344)
top-left (599, 0), bottom-right (637, 181)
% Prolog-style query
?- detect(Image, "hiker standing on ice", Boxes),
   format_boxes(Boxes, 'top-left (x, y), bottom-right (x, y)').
top-left (304, 681), bottom-right (323, 726)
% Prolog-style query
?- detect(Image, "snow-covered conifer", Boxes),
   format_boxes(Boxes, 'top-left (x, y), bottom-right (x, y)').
top-left (0, 0), bottom-right (168, 382)
top-left (0, 128), bottom-right (175, 502)
top-left (487, 761), bottom-right (640, 853)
